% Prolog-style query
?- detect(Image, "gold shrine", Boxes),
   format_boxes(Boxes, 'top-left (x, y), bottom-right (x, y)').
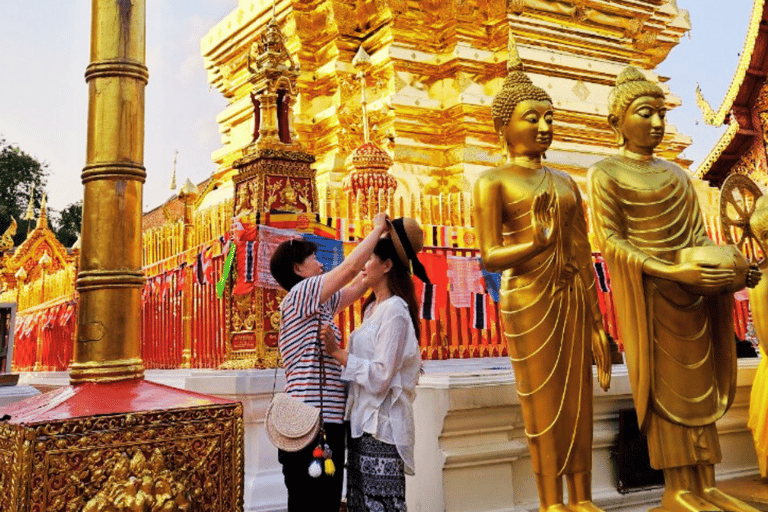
top-left (201, 0), bottom-right (692, 206)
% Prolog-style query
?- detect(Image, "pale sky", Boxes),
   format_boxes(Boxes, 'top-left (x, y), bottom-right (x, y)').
top-left (0, 0), bottom-right (754, 214)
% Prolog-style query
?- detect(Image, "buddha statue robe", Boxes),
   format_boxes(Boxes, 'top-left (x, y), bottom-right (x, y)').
top-left (495, 166), bottom-right (600, 476)
top-left (588, 156), bottom-right (736, 469)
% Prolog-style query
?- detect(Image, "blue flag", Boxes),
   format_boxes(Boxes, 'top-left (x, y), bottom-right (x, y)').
top-left (481, 265), bottom-right (501, 303)
top-left (303, 234), bottom-right (345, 272)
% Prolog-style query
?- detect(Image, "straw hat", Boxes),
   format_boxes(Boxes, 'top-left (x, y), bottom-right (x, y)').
top-left (388, 217), bottom-right (430, 283)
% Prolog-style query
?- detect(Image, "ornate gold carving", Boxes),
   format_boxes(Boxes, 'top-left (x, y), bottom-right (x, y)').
top-left (81, 449), bottom-right (191, 511)
top-left (696, 119), bottom-right (741, 178)
top-left (0, 403), bottom-right (243, 511)
top-left (0, 217), bottom-right (17, 252)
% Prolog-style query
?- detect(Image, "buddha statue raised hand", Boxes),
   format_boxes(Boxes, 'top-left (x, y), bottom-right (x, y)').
top-left (587, 66), bottom-right (761, 512)
top-left (473, 62), bottom-right (611, 512)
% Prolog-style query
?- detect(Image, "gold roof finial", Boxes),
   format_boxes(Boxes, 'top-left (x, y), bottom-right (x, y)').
top-left (508, 32), bottom-right (523, 72)
top-left (353, 46), bottom-right (373, 143)
top-left (178, 178), bottom-right (199, 202)
top-left (170, 149), bottom-right (178, 191)
top-left (36, 193), bottom-right (48, 229)
top-left (22, 187), bottom-right (35, 222)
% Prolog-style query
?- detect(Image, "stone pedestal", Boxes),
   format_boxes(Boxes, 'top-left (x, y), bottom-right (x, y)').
top-left (16, 359), bottom-right (762, 512)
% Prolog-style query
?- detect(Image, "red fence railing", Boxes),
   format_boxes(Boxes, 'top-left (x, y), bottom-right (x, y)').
top-left (10, 247), bottom-right (757, 371)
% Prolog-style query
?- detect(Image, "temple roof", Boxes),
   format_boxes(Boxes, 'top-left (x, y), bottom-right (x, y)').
top-left (696, 0), bottom-right (768, 185)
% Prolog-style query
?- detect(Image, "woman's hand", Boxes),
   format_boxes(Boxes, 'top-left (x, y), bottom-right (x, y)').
top-left (373, 212), bottom-right (389, 233)
top-left (531, 191), bottom-right (558, 250)
top-left (747, 264), bottom-right (762, 289)
top-left (592, 326), bottom-right (611, 392)
top-left (321, 323), bottom-right (347, 366)
top-left (670, 261), bottom-right (735, 293)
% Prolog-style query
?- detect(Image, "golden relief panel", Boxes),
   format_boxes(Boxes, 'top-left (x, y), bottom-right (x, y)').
top-left (0, 405), bottom-right (243, 512)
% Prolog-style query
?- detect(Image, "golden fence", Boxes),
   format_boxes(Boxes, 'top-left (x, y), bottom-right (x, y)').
top-left (321, 187), bottom-right (475, 228)
top-left (5, 265), bottom-right (77, 313)
top-left (142, 199), bottom-right (233, 267)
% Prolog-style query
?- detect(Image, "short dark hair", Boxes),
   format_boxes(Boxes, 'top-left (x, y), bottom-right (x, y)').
top-left (269, 239), bottom-right (318, 291)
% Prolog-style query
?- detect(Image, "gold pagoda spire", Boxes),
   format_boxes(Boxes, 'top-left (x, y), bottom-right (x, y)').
top-left (170, 149), bottom-right (178, 191)
top-left (36, 193), bottom-right (48, 229)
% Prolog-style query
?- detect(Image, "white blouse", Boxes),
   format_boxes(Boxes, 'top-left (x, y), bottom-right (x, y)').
top-left (341, 295), bottom-right (422, 475)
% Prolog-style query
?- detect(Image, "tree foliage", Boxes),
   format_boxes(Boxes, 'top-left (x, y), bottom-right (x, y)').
top-left (0, 136), bottom-right (49, 246)
top-left (53, 201), bottom-right (82, 248)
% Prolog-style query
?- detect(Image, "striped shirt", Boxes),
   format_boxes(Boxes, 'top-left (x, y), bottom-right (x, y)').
top-left (279, 274), bottom-right (346, 424)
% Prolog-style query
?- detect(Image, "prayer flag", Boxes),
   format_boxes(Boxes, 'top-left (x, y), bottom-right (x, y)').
top-left (257, 226), bottom-right (302, 289)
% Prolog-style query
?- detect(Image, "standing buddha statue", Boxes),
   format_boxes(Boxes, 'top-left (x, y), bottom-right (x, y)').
top-left (747, 197), bottom-right (768, 479)
top-left (473, 61), bottom-right (612, 512)
top-left (587, 66), bottom-right (761, 512)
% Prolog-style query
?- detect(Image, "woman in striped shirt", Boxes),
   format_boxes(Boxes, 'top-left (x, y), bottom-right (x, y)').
top-left (269, 212), bottom-right (389, 512)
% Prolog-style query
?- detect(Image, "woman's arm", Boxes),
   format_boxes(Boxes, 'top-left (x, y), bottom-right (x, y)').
top-left (337, 272), bottom-right (368, 312)
top-left (318, 212), bottom-right (388, 305)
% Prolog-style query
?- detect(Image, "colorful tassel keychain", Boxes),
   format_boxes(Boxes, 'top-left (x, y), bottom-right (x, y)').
top-left (308, 431), bottom-right (334, 478)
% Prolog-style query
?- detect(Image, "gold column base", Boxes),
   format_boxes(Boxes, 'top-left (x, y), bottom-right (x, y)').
top-left (69, 358), bottom-right (144, 384)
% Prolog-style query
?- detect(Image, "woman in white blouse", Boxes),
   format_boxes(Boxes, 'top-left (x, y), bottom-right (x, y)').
top-left (325, 218), bottom-right (427, 512)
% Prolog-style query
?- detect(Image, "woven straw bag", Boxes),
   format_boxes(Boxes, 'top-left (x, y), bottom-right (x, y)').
top-left (266, 392), bottom-right (321, 452)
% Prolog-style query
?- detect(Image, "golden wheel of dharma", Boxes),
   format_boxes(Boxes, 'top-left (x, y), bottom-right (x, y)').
top-left (720, 173), bottom-right (766, 265)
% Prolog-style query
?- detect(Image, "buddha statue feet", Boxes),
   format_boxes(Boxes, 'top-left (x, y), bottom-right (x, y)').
top-left (541, 503), bottom-right (572, 512)
top-left (700, 487), bottom-right (761, 512)
top-left (660, 490), bottom-right (722, 512)
top-left (567, 500), bottom-right (606, 512)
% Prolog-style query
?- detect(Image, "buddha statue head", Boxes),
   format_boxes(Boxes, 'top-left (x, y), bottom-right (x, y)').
top-left (491, 64), bottom-right (553, 159)
top-left (608, 66), bottom-right (666, 154)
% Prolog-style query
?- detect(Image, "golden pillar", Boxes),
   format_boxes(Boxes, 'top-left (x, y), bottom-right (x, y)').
top-left (70, 0), bottom-right (148, 383)
top-left (179, 179), bottom-right (198, 369)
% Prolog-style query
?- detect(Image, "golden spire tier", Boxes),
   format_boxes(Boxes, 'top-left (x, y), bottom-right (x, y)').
top-left (69, 0), bottom-right (149, 384)
top-left (202, 0), bottom-right (692, 206)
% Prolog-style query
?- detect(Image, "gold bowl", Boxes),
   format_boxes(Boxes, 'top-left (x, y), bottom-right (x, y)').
top-left (674, 245), bottom-right (749, 295)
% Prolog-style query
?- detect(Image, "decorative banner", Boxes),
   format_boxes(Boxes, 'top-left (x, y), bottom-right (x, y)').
top-left (446, 256), bottom-right (484, 308)
top-left (471, 292), bottom-right (488, 330)
top-left (232, 227), bottom-right (259, 296)
top-left (257, 226), bottom-right (302, 289)
top-left (176, 262), bottom-right (187, 294)
top-left (303, 233), bottom-right (344, 272)
top-left (195, 245), bottom-right (214, 286)
top-left (59, 302), bottom-right (75, 327)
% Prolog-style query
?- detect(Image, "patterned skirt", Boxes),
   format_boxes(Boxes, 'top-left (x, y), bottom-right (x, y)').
top-left (347, 434), bottom-right (406, 512)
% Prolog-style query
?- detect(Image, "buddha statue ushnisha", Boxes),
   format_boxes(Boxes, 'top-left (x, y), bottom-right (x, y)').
top-left (473, 59), bottom-right (612, 512)
top-left (587, 66), bottom-right (761, 512)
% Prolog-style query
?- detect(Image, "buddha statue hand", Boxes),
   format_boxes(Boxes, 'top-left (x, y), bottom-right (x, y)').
top-left (532, 190), bottom-right (558, 251)
top-left (672, 261), bottom-right (736, 295)
top-left (592, 326), bottom-right (611, 391)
